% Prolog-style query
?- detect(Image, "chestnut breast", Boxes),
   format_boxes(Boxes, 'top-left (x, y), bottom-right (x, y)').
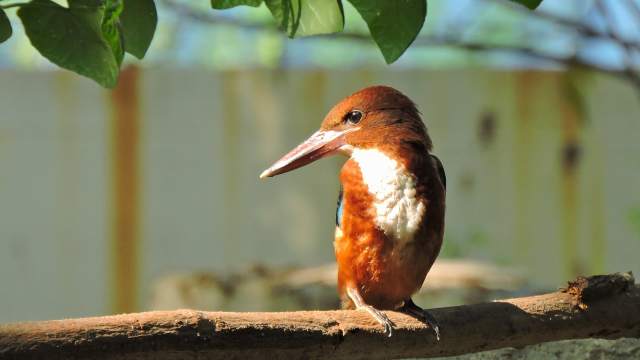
top-left (335, 148), bottom-right (445, 309)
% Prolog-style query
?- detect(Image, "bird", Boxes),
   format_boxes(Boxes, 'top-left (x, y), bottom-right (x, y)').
top-left (260, 85), bottom-right (446, 338)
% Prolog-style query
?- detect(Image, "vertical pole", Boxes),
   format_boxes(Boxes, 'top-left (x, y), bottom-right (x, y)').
top-left (560, 75), bottom-right (583, 279)
top-left (109, 66), bottom-right (141, 314)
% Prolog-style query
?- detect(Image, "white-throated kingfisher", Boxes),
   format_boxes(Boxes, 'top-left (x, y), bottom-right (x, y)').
top-left (260, 86), bottom-right (446, 338)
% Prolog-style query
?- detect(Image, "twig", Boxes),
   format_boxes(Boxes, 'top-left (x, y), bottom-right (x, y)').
top-left (593, 0), bottom-right (640, 91)
top-left (489, 0), bottom-right (640, 50)
top-left (161, 0), bottom-right (640, 93)
top-left (161, 0), bottom-right (279, 32)
top-left (0, 273), bottom-right (638, 360)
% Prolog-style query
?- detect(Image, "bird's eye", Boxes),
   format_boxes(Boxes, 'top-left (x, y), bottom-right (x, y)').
top-left (345, 110), bottom-right (363, 125)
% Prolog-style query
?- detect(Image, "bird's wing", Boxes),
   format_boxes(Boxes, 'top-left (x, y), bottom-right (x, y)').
top-left (336, 187), bottom-right (344, 227)
top-left (430, 154), bottom-right (446, 191)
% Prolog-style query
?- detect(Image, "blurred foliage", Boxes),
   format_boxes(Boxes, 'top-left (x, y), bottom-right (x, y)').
top-left (0, 0), bottom-right (542, 87)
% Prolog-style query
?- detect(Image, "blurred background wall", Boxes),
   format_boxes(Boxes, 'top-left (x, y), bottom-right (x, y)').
top-left (0, 0), bottom-right (639, 323)
top-left (1, 68), bottom-right (638, 322)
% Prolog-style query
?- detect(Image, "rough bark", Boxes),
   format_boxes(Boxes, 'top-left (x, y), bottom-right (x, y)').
top-left (1, 273), bottom-right (638, 360)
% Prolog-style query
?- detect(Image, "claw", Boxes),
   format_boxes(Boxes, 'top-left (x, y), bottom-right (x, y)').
top-left (347, 287), bottom-right (395, 337)
top-left (384, 322), bottom-right (393, 337)
top-left (362, 303), bottom-right (394, 337)
top-left (421, 309), bottom-right (440, 341)
top-left (378, 310), bottom-right (393, 337)
top-left (401, 298), bottom-right (441, 341)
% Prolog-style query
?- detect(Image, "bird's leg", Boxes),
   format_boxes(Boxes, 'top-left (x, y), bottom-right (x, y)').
top-left (346, 287), bottom-right (394, 337)
top-left (400, 298), bottom-right (440, 340)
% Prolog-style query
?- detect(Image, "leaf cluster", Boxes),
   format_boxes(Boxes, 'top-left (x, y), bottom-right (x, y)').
top-left (1, 0), bottom-right (156, 87)
top-left (0, 0), bottom-right (542, 88)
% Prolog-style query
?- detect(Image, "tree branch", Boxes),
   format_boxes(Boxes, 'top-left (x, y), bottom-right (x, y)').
top-left (490, 0), bottom-right (640, 50)
top-left (593, 0), bottom-right (640, 91)
top-left (161, 0), bottom-right (640, 94)
top-left (1, 273), bottom-right (638, 360)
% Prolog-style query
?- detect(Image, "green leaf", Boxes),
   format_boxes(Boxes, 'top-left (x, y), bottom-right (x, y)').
top-left (67, 0), bottom-right (106, 27)
top-left (102, 0), bottom-right (125, 66)
top-left (18, 0), bottom-right (120, 87)
top-left (0, 9), bottom-right (11, 44)
top-left (292, 0), bottom-right (344, 36)
top-left (508, 0), bottom-right (543, 10)
top-left (211, 0), bottom-right (263, 9)
top-left (265, 0), bottom-right (342, 37)
top-left (265, 0), bottom-right (296, 37)
top-left (348, 0), bottom-right (427, 64)
top-left (120, 0), bottom-right (157, 58)
top-left (68, 0), bottom-right (125, 66)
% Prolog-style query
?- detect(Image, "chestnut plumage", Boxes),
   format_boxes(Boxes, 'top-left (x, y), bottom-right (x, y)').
top-left (261, 86), bottom-right (445, 338)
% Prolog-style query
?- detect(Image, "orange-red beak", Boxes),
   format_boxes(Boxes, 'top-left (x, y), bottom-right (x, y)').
top-left (260, 129), bottom-right (353, 179)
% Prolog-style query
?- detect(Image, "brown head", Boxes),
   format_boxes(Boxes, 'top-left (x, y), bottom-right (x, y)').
top-left (260, 86), bottom-right (432, 178)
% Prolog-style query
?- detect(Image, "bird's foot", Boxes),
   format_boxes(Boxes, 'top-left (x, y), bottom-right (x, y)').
top-left (347, 287), bottom-right (395, 337)
top-left (401, 298), bottom-right (440, 341)
top-left (360, 303), bottom-right (394, 337)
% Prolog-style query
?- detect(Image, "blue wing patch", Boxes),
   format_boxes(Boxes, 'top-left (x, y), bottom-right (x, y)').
top-left (336, 187), bottom-right (343, 228)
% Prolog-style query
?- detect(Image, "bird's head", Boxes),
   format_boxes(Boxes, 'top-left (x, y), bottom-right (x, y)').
top-left (260, 85), bottom-right (431, 179)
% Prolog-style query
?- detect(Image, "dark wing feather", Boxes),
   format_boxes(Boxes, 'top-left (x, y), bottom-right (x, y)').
top-left (336, 187), bottom-right (344, 227)
top-left (430, 154), bottom-right (446, 191)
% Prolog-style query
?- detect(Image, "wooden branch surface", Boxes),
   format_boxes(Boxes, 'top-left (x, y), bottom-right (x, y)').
top-left (1, 273), bottom-right (639, 360)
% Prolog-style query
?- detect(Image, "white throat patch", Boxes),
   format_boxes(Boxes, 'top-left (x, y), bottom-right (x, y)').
top-left (351, 148), bottom-right (425, 243)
